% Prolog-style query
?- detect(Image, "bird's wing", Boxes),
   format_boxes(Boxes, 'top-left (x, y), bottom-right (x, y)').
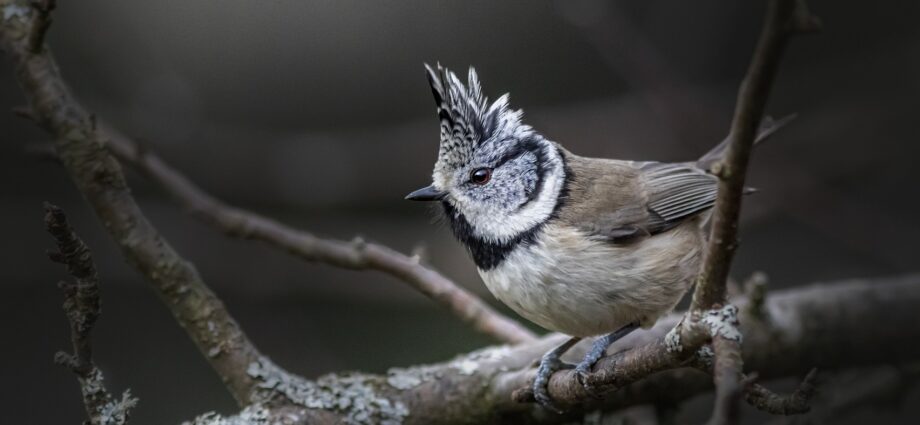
top-left (560, 155), bottom-right (718, 243)
top-left (640, 161), bottom-right (719, 234)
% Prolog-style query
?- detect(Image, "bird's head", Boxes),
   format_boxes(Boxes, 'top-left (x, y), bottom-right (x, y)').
top-left (406, 64), bottom-right (567, 256)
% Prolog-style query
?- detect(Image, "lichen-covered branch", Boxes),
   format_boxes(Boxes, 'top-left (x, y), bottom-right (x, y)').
top-left (182, 274), bottom-right (915, 425)
top-left (45, 203), bottom-right (137, 425)
top-left (176, 274), bottom-right (907, 425)
top-left (0, 0), bottom-right (267, 405)
top-left (101, 131), bottom-right (535, 345)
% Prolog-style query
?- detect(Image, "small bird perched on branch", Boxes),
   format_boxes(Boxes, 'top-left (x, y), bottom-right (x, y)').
top-left (407, 64), bottom-right (783, 411)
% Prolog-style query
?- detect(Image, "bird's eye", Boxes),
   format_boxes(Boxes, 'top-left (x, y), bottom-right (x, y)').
top-left (470, 168), bottom-right (492, 185)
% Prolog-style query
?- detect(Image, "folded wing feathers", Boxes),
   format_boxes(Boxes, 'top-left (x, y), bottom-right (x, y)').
top-left (643, 163), bottom-right (719, 224)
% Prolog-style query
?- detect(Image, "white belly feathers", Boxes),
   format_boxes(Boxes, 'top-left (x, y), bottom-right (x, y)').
top-left (479, 221), bottom-right (703, 337)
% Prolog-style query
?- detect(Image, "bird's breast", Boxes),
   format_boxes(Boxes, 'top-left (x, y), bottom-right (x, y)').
top-left (479, 221), bottom-right (703, 337)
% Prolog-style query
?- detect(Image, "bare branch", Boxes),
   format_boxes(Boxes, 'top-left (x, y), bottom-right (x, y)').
top-left (682, 0), bottom-right (820, 421)
top-left (691, 0), bottom-right (819, 310)
top-left (707, 335), bottom-right (746, 425)
top-left (0, 0), bottom-right (268, 405)
top-left (694, 348), bottom-right (817, 416)
top-left (101, 120), bottom-right (536, 345)
top-left (45, 203), bottom-right (137, 425)
top-left (778, 364), bottom-right (920, 424)
top-left (744, 369), bottom-right (818, 415)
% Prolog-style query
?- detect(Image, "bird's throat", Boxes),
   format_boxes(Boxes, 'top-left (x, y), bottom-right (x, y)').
top-left (441, 202), bottom-right (545, 270)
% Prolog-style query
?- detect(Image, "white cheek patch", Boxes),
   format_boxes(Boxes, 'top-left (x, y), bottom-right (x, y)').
top-left (464, 146), bottom-right (564, 244)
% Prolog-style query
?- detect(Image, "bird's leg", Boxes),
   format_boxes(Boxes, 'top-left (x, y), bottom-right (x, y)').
top-left (574, 322), bottom-right (640, 394)
top-left (533, 336), bottom-right (581, 413)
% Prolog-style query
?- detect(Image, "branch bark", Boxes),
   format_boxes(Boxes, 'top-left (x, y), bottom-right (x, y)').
top-left (45, 203), bottom-right (137, 425)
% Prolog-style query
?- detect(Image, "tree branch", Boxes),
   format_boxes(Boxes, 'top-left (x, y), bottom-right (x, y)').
top-left (706, 335), bottom-right (746, 425)
top-left (1, 0), bottom-right (268, 405)
top-left (684, 1), bottom-right (820, 421)
top-left (744, 369), bottom-right (818, 415)
top-left (45, 203), bottom-right (137, 425)
top-left (399, 275), bottom-right (919, 424)
top-left (6, 0), bottom-right (534, 346)
top-left (691, 0), bottom-right (820, 310)
top-left (185, 275), bottom-right (918, 425)
top-left (102, 130), bottom-right (535, 345)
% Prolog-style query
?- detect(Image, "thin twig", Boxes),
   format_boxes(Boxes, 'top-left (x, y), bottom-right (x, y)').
top-left (744, 369), bottom-right (818, 414)
top-left (773, 365), bottom-right (920, 424)
top-left (45, 202), bottom-right (99, 373)
top-left (0, 0), bottom-right (268, 405)
top-left (101, 125), bottom-right (536, 345)
top-left (45, 203), bottom-right (137, 425)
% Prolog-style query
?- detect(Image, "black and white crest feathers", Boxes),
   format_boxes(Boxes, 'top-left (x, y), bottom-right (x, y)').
top-left (424, 63), bottom-right (523, 169)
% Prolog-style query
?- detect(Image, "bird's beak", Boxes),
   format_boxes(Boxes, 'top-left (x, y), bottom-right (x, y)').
top-left (405, 185), bottom-right (447, 201)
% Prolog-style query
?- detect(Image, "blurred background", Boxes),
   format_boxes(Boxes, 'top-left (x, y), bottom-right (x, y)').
top-left (1, 0), bottom-right (918, 423)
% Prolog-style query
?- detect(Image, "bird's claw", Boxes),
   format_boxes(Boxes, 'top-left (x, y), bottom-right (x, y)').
top-left (571, 323), bottom-right (639, 398)
top-left (573, 359), bottom-right (606, 398)
top-left (533, 356), bottom-right (573, 413)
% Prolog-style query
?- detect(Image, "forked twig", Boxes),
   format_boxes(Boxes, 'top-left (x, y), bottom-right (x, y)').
top-left (45, 203), bottom-right (137, 425)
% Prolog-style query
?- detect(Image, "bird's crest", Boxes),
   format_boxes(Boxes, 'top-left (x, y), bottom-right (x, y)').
top-left (424, 63), bottom-right (523, 169)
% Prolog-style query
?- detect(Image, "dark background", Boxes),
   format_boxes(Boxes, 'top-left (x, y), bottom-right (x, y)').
top-left (1, 0), bottom-right (918, 423)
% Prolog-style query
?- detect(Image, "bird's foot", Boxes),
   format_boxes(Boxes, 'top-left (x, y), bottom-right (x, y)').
top-left (574, 323), bottom-right (640, 397)
top-left (573, 342), bottom-right (607, 397)
top-left (533, 336), bottom-right (580, 413)
top-left (533, 355), bottom-right (573, 412)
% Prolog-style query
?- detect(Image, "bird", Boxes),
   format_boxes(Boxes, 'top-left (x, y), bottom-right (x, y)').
top-left (406, 64), bottom-right (785, 411)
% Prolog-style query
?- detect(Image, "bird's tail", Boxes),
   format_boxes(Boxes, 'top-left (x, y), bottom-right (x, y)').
top-left (696, 114), bottom-right (796, 171)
